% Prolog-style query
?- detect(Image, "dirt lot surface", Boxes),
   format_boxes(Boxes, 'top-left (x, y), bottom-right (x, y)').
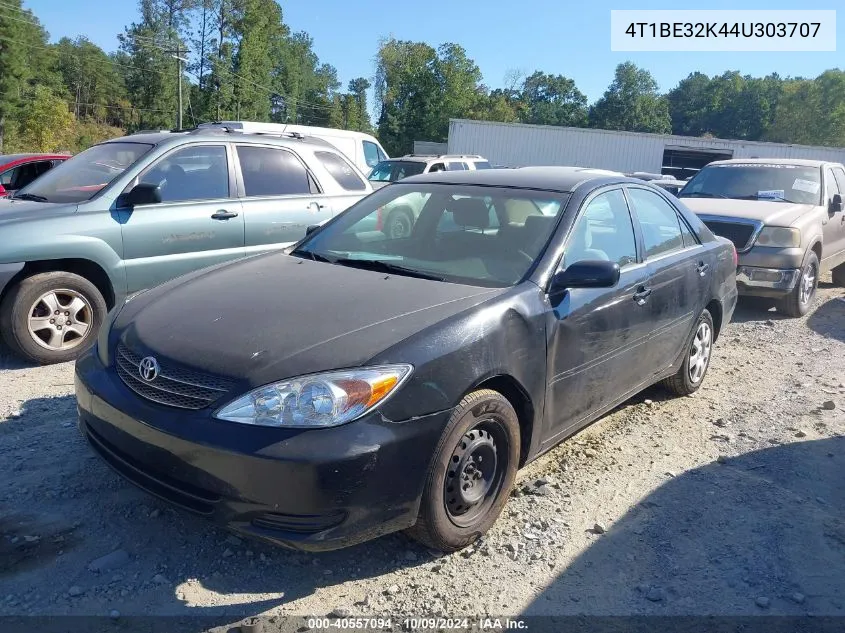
top-left (1, 277), bottom-right (844, 630)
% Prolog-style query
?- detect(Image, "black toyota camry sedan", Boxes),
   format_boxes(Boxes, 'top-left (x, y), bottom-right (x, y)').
top-left (75, 167), bottom-right (738, 553)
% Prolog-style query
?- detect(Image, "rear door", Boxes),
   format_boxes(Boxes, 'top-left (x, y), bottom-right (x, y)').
top-left (118, 142), bottom-right (245, 294)
top-left (234, 144), bottom-right (332, 255)
top-left (544, 187), bottom-right (653, 445)
top-left (823, 166), bottom-right (845, 265)
top-left (625, 186), bottom-right (705, 376)
top-left (310, 150), bottom-right (370, 216)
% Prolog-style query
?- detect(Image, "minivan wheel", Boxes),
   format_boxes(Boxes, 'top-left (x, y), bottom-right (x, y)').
top-left (778, 252), bottom-right (818, 318)
top-left (0, 271), bottom-right (106, 365)
top-left (406, 389), bottom-right (520, 552)
top-left (662, 309), bottom-right (714, 396)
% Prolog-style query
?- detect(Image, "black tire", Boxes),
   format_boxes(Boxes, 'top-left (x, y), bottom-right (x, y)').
top-left (0, 271), bottom-right (107, 365)
top-left (406, 389), bottom-right (520, 552)
top-left (384, 207), bottom-right (414, 239)
top-left (778, 251), bottom-right (819, 318)
top-left (662, 309), bottom-right (715, 397)
top-left (832, 262), bottom-right (845, 287)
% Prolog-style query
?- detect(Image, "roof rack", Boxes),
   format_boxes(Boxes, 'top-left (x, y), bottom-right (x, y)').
top-left (184, 126), bottom-right (334, 147)
top-left (405, 153), bottom-right (485, 159)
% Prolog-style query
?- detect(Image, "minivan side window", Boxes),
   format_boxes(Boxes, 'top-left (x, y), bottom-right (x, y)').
top-left (363, 141), bottom-right (381, 168)
top-left (314, 151), bottom-right (367, 191)
top-left (237, 146), bottom-right (312, 197)
top-left (627, 188), bottom-right (686, 258)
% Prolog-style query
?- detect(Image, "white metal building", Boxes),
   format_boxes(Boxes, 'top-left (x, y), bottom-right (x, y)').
top-left (447, 119), bottom-right (845, 179)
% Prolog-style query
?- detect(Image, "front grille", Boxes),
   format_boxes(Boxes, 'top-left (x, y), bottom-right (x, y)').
top-left (252, 511), bottom-right (347, 534)
top-left (702, 220), bottom-right (757, 252)
top-left (116, 343), bottom-right (235, 410)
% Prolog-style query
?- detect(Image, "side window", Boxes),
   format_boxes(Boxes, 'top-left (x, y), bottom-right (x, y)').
top-left (0, 165), bottom-right (20, 187)
top-left (237, 146), bottom-right (311, 197)
top-left (679, 217), bottom-right (699, 248)
top-left (446, 162), bottom-right (467, 171)
top-left (627, 188), bottom-right (685, 259)
top-left (564, 189), bottom-right (637, 268)
top-left (314, 151), bottom-right (366, 191)
top-left (138, 145), bottom-right (229, 202)
top-left (825, 168), bottom-right (840, 203)
top-left (473, 161), bottom-right (492, 170)
top-left (428, 163), bottom-right (445, 173)
top-left (376, 146), bottom-right (388, 162)
top-left (833, 167), bottom-right (845, 195)
top-left (363, 141), bottom-right (380, 168)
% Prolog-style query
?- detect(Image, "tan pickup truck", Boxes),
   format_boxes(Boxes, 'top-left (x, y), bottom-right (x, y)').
top-left (678, 158), bottom-right (845, 317)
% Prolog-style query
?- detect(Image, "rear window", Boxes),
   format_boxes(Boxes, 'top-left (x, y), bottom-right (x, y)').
top-left (473, 161), bottom-right (492, 170)
top-left (314, 151), bottom-right (367, 191)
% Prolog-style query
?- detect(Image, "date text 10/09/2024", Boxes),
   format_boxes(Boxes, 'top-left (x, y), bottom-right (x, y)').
top-left (624, 21), bottom-right (821, 39)
top-left (305, 618), bottom-right (529, 630)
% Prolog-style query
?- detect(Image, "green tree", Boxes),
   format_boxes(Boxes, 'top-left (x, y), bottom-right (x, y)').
top-left (589, 62), bottom-right (671, 133)
top-left (519, 71), bottom-right (588, 127)
top-left (766, 71), bottom-right (845, 146)
top-left (347, 77), bottom-right (372, 132)
top-left (12, 85), bottom-right (75, 152)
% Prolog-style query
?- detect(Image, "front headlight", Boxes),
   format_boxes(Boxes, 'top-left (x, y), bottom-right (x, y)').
top-left (754, 226), bottom-right (801, 248)
top-left (214, 364), bottom-right (413, 428)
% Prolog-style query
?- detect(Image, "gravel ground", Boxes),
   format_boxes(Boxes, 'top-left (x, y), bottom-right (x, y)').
top-left (1, 277), bottom-right (844, 630)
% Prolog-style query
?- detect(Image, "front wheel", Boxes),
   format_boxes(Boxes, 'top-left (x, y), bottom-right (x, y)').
top-left (662, 309), bottom-right (714, 396)
top-left (406, 389), bottom-right (520, 552)
top-left (778, 252), bottom-right (818, 318)
top-left (384, 208), bottom-right (414, 239)
top-left (0, 271), bottom-right (106, 365)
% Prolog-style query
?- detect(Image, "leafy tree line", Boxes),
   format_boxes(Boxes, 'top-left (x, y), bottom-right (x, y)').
top-left (0, 1), bottom-right (843, 156)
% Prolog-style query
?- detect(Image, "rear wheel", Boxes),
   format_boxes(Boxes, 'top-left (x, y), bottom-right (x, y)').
top-left (662, 310), bottom-right (714, 396)
top-left (778, 252), bottom-right (818, 318)
top-left (384, 207), bottom-right (414, 239)
top-left (406, 389), bottom-right (520, 552)
top-left (0, 271), bottom-right (106, 365)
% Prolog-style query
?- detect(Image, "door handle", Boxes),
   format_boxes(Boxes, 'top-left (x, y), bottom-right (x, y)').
top-left (211, 210), bottom-right (239, 220)
top-left (308, 201), bottom-right (326, 212)
top-left (696, 261), bottom-right (710, 277)
top-left (633, 286), bottom-right (652, 305)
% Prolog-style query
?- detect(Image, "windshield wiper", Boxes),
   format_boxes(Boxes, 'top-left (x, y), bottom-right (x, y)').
top-left (291, 249), bottom-right (334, 263)
top-left (332, 257), bottom-right (445, 281)
top-left (13, 193), bottom-right (49, 202)
top-left (679, 191), bottom-right (729, 199)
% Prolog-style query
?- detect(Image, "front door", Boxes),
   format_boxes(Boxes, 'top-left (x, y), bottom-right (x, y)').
top-left (234, 144), bottom-right (333, 255)
top-left (118, 143), bottom-right (245, 294)
top-left (822, 166), bottom-right (845, 268)
top-left (625, 186), bottom-right (704, 374)
top-left (544, 188), bottom-right (653, 446)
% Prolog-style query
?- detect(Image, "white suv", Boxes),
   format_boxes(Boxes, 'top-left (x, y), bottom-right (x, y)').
top-left (368, 154), bottom-right (493, 187)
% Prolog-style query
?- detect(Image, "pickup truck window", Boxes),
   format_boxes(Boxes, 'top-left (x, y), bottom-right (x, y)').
top-left (833, 167), bottom-right (845, 195)
top-left (13, 142), bottom-right (153, 204)
top-left (138, 145), bottom-right (229, 202)
top-left (237, 146), bottom-right (312, 197)
top-left (825, 168), bottom-right (841, 202)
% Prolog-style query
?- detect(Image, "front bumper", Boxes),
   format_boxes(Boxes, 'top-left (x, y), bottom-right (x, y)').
top-left (74, 349), bottom-right (450, 551)
top-left (736, 265), bottom-right (800, 298)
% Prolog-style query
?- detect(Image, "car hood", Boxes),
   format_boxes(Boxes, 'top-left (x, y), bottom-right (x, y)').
top-left (681, 198), bottom-right (814, 226)
top-left (0, 198), bottom-right (77, 226)
top-left (116, 253), bottom-right (503, 387)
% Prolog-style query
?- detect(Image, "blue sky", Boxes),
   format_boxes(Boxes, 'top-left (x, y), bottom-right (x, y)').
top-left (28, 0), bottom-right (843, 103)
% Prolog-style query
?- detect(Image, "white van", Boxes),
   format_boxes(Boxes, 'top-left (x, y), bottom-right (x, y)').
top-left (197, 121), bottom-right (389, 176)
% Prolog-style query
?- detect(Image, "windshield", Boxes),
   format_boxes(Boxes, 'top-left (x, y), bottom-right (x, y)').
top-left (679, 163), bottom-right (822, 205)
top-left (368, 160), bottom-right (427, 182)
top-left (14, 142), bottom-right (153, 204)
top-left (292, 183), bottom-right (568, 287)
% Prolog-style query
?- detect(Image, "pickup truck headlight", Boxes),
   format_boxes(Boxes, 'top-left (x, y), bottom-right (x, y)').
top-left (214, 365), bottom-right (413, 428)
top-left (755, 226), bottom-right (801, 248)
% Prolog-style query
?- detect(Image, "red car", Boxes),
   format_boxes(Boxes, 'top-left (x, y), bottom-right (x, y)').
top-left (0, 153), bottom-right (71, 197)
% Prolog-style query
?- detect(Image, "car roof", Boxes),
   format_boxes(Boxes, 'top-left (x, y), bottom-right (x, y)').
top-left (400, 165), bottom-right (634, 193)
top-left (708, 158), bottom-right (839, 168)
top-left (101, 129), bottom-right (340, 150)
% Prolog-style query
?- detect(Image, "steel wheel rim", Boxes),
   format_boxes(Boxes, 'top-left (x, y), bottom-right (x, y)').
top-left (387, 214), bottom-right (410, 239)
top-left (688, 321), bottom-right (712, 384)
top-left (443, 421), bottom-right (508, 528)
top-left (799, 262), bottom-right (817, 305)
top-left (26, 288), bottom-right (92, 351)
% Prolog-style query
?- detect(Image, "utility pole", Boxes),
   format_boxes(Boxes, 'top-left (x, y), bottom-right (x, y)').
top-left (172, 45), bottom-right (188, 130)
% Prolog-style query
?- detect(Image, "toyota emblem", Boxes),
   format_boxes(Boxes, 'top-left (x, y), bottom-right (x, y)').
top-left (138, 356), bottom-right (160, 382)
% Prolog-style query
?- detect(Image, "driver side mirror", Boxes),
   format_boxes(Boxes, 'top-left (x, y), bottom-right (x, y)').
top-left (549, 260), bottom-right (620, 295)
top-left (829, 193), bottom-right (844, 214)
top-left (305, 224), bottom-right (320, 236)
top-left (119, 182), bottom-right (162, 208)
